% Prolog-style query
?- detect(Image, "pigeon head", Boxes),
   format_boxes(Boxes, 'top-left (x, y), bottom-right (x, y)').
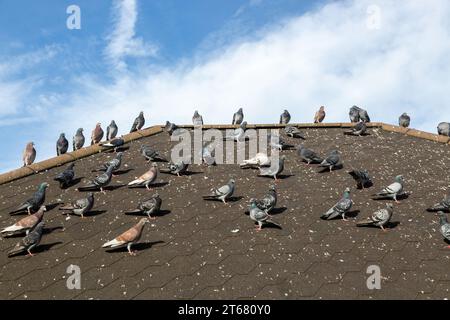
top-left (343, 187), bottom-right (351, 195)
top-left (386, 203), bottom-right (394, 210)
top-left (60, 133), bottom-right (66, 138)
top-left (240, 121), bottom-right (247, 130)
top-left (395, 175), bottom-right (404, 182)
top-left (77, 128), bottom-right (83, 134)
top-left (68, 163), bottom-right (75, 169)
top-left (284, 109), bottom-right (289, 114)
top-left (39, 182), bottom-right (49, 190)
top-left (320, 106), bottom-right (325, 111)
top-left (152, 193), bottom-right (160, 199)
top-left (229, 179), bottom-right (236, 185)
top-left (39, 205), bottom-right (47, 212)
top-left (116, 152), bottom-right (124, 159)
top-left (96, 123), bottom-right (101, 127)
top-left (194, 110), bottom-right (199, 116)
top-left (151, 163), bottom-right (158, 168)
top-left (110, 120), bottom-right (116, 125)
top-left (139, 111), bottom-right (144, 116)
top-left (87, 192), bottom-right (94, 199)
top-left (33, 221), bottom-right (45, 233)
top-left (330, 150), bottom-right (339, 154)
top-left (269, 185), bottom-right (276, 191)
top-left (238, 108), bottom-right (243, 113)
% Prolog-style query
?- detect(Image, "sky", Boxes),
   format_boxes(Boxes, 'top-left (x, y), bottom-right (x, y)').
top-left (0, 0), bottom-right (449, 173)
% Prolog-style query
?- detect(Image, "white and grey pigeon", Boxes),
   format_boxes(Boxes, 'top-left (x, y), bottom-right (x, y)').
top-left (321, 187), bottom-right (353, 221)
top-left (203, 179), bottom-right (235, 203)
top-left (437, 122), bottom-right (450, 136)
top-left (59, 192), bottom-right (94, 218)
top-left (284, 126), bottom-right (305, 139)
top-left (258, 155), bottom-right (285, 180)
top-left (344, 122), bottom-right (367, 136)
top-left (102, 218), bottom-right (150, 256)
top-left (249, 199), bottom-right (281, 231)
top-left (279, 109), bottom-right (291, 124)
top-left (427, 193), bottom-right (450, 212)
top-left (192, 110), bottom-right (203, 126)
top-left (125, 193), bottom-right (162, 220)
top-left (160, 161), bottom-right (188, 176)
top-left (319, 150), bottom-right (341, 172)
top-left (77, 165), bottom-right (115, 194)
top-left (356, 203), bottom-right (394, 231)
top-left (106, 120), bottom-right (118, 140)
top-left (240, 153), bottom-right (271, 169)
top-left (232, 108), bottom-right (244, 125)
top-left (130, 111), bottom-right (145, 133)
top-left (297, 145), bottom-right (323, 164)
top-left (100, 137), bottom-right (125, 151)
top-left (56, 133), bottom-right (69, 156)
top-left (2, 206), bottom-right (46, 236)
top-left (436, 211), bottom-right (450, 249)
top-left (226, 121), bottom-right (247, 142)
top-left (140, 145), bottom-right (167, 162)
top-left (254, 185), bottom-right (277, 213)
top-left (348, 169), bottom-right (371, 189)
top-left (372, 175), bottom-right (404, 202)
top-left (54, 163), bottom-right (75, 188)
top-left (73, 128), bottom-right (85, 151)
top-left (10, 182), bottom-right (49, 215)
top-left (8, 222), bottom-right (45, 257)
top-left (399, 113), bottom-right (410, 128)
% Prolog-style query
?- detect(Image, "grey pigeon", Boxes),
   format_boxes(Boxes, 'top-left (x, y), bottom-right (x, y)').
top-left (359, 108), bottom-right (371, 123)
top-left (128, 163), bottom-right (158, 190)
top-left (140, 145), bottom-right (167, 162)
top-left (258, 155), bottom-right (285, 180)
top-left (201, 141), bottom-right (216, 166)
top-left (56, 133), bottom-right (69, 156)
top-left (254, 185), bottom-right (277, 213)
top-left (249, 199), bottom-right (281, 231)
top-left (427, 193), bottom-right (450, 212)
top-left (54, 163), bottom-right (75, 188)
top-left (297, 145), bottom-right (322, 164)
top-left (22, 142), bottom-right (36, 166)
top-left (164, 121), bottom-right (179, 135)
top-left (357, 203), bottom-right (394, 231)
top-left (344, 121), bottom-right (367, 136)
top-left (73, 128), bottom-right (85, 151)
top-left (279, 110), bottom-right (291, 124)
top-left (437, 122), bottom-right (450, 136)
top-left (348, 169), bottom-right (371, 189)
top-left (349, 106), bottom-right (361, 123)
top-left (398, 113), bottom-right (410, 128)
top-left (284, 126), bottom-right (305, 139)
top-left (319, 150), bottom-right (341, 172)
top-left (192, 110), bottom-right (203, 126)
top-left (130, 111), bottom-right (145, 133)
top-left (269, 134), bottom-right (294, 150)
top-left (321, 187), bottom-right (353, 221)
top-left (2, 206), bottom-right (46, 236)
top-left (100, 137), bottom-right (125, 151)
top-left (372, 175), bottom-right (404, 202)
top-left (314, 106), bottom-right (326, 123)
top-left (226, 121), bottom-right (247, 142)
top-left (8, 222), bottom-right (45, 257)
top-left (160, 161), bottom-right (188, 176)
top-left (436, 211), bottom-right (450, 248)
top-left (232, 108), bottom-right (244, 125)
top-left (59, 192), bottom-right (94, 218)
top-left (125, 193), bottom-right (162, 219)
top-left (10, 182), bottom-right (49, 215)
top-left (93, 152), bottom-right (123, 173)
top-left (102, 218), bottom-right (150, 255)
top-left (203, 179), bottom-right (235, 203)
top-left (91, 123), bottom-right (104, 145)
top-left (78, 165), bottom-right (114, 193)
top-left (106, 120), bottom-right (118, 140)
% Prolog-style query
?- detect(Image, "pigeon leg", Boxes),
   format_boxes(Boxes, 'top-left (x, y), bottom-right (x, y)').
top-left (445, 245), bottom-right (450, 249)
top-left (127, 243), bottom-right (136, 256)
top-left (27, 249), bottom-right (34, 257)
top-left (147, 215), bottom-right (156, 220)
top-left (381, 225), bottom-right (387, 232)
top-left (27, 207), bottom-right (31, 215)
top-left (177, 173), bottom-right (180, 177)
top-left (342, 214), bottom-right (348, 222)
top-left (100, 187), bottom-right (106, 195)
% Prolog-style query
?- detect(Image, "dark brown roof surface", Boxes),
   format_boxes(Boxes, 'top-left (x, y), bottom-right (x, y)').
top-left (1, 125), bottom-right (450, 299)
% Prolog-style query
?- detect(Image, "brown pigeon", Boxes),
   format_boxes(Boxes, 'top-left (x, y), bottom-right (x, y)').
top-left (91, 123), bottom-right (104, 145)
top-left (22, 142), bottom-right (36, 166)
top-left (314, 106), bottom-right (326, 123)
top-left (102, 218), bottom-right (150, 255)
top-left (128, 163), bottom-right (158, 190)
top-left (2, 206), bottom-right (46, 236)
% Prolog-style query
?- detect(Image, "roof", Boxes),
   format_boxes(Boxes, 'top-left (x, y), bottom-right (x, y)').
top-left (0, 123), bottom-right (450, 299)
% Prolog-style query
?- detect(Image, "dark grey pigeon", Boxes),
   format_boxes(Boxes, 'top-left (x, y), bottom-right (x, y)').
top-left (56, 133), bottom-right (69, 156)
top-left (398, 113), bottom-right (410, 128)
top-left (348, 169), bottom-right (371, 189)
top-left (77, 165), bottom-right (114, 194)
top-left (54, 163), bottom-right (75, 188)
top-left (279, 110), bottom-right (291, 124)
top-left (59, 192), bottom-right (94, 218)
top-left (319, 150), bottom-right (340, 172)
top-left (427, 194), bottom-right (450, 212)
top-left (284, 126), bottom-right (305, 139)
top-left (93, 152), bottom-right (123, 173)
top-left (192, 110), bottom-right (203, 126)
top-left (232, 108), bottom-right (244, 125)
top-left (160, 161), bottom-right (188, 176)
top-left (436, 211), bottom-right (450, 248)
top-left (357, 203), bottom-right (393, 231)
top-left (297, 145), bottom-right (322, 164)
top-left (8, 222), bottom-right (45, 257)
top-left (10, 182), bottom-right (49, 215)
top-left (73, 128), bottom-right (85, 151)
top-left (344, 121), bottom-right (367, 136)
top-left (130, 111), bottom-right (145, 133)
top-left (321, 187), bottom-right (353, 221)
top-left (100, 137), bottom-right (125, 151)
top-left (349, 106), bottom-right (361, 123)
top-left (125, 193), bottom-right (162, 219)
top-left (140, 145), bottom-right (167, 162)
top-left (106, 120), bottom-right (118, 140)
top-left (437, 122), bottom-right (450, 136)
top-left (359, 108), bottom-right (370, 123)
top-left (249, 199), bottom-right (281, 231)
top-left (254, 185), bottom-right (277, 213)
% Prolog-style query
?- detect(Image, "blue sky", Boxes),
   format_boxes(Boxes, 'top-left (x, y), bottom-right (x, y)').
top-left (0, 0), bottom-right (449, 173)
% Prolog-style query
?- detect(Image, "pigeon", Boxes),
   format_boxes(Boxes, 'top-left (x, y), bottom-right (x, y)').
top-left (349, 106), bottom-right (361, 123)
top-left (269, 134), bottom-right (294, 151)
top-left (225, 121), bottom-right (247, 142)
top-left (160, 161), bottom-right (188, 176)
top-left (254, 185), bottom-right (277, 213)
top-left (356, 204), bottom-right (394, 231)
top-left (73, 128), bottom-right (85, 151)
top-left (258, 155), bottom-right (285, 181)
top-left (437, 122), bottom-right (450, 136)
top-left (2, 206), bottom-right (46, 236)
top-left (164, 121), bottom-right (180, 135)
top-left (59, 193), bottom-right (94, 218)
top-left (314, 106), bottom-right (326, 123)
top-left (102, 218), bottom-right (150, 256)
top-left (279, 109), bottom-right (291, 124)
top-left (8, 222), bottom-right (45, 257)
top-left (321, 187), bottom-right (353, 221)
top-left (297, 145), bottom-right (323, 164)
top-left (54, 163), bottom-right (75, 188)
top-left (372, 175), bottom-right (404, 202)
top-left (344, 121), bottom-right (367, 136)
top-left (91, 123), bottom-right (104, 145)
top-left (125, 193), bottom-right (162, 219)
top-left (398, 113), bottom-right (410, 128)
top-left (100, 137), bottom-right (125, 151)
top-left (106, 120), bottom-right (118, 140)
top-left (203, 179), bottom-right (235, 203)
top-left (284, 126), bottom-right (305, 139)
top-left (201, 141), bottom-right (216, 166)
top-left (140, 145), bottom-right (167, 162)
top-left (78, 165), bottom-right (114, 193)
top-left (427, 193), bottom-right (450, 212)
top-left (319, 150), bottom-right (341, 172)
top-left (348, 169), bottom-right (372, 189)
top-left (128, 163), bottom-right (158, 190)
top-left (359, 108), bottom-right (371, 123)
top-left (130, 111), bottom-right (145, 133)
top-left (22, 142), bottom-right (36, 166)
top-left (93, 152), bottom-right (123, 174)
top-left (240, 153), bottom-right (271, 169)
top-left (10, 182), bottom-right (49, 215)
top-left (56, 133), bottom-right (69, 156)
top-left (249, 199), bottom-right (281, 231)
top-left (436, 211), bottom-right (450, 248)
top-left (192, 110), bottom-right (204, 126)
top-left (232, 108), bottom-right (244, 125)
